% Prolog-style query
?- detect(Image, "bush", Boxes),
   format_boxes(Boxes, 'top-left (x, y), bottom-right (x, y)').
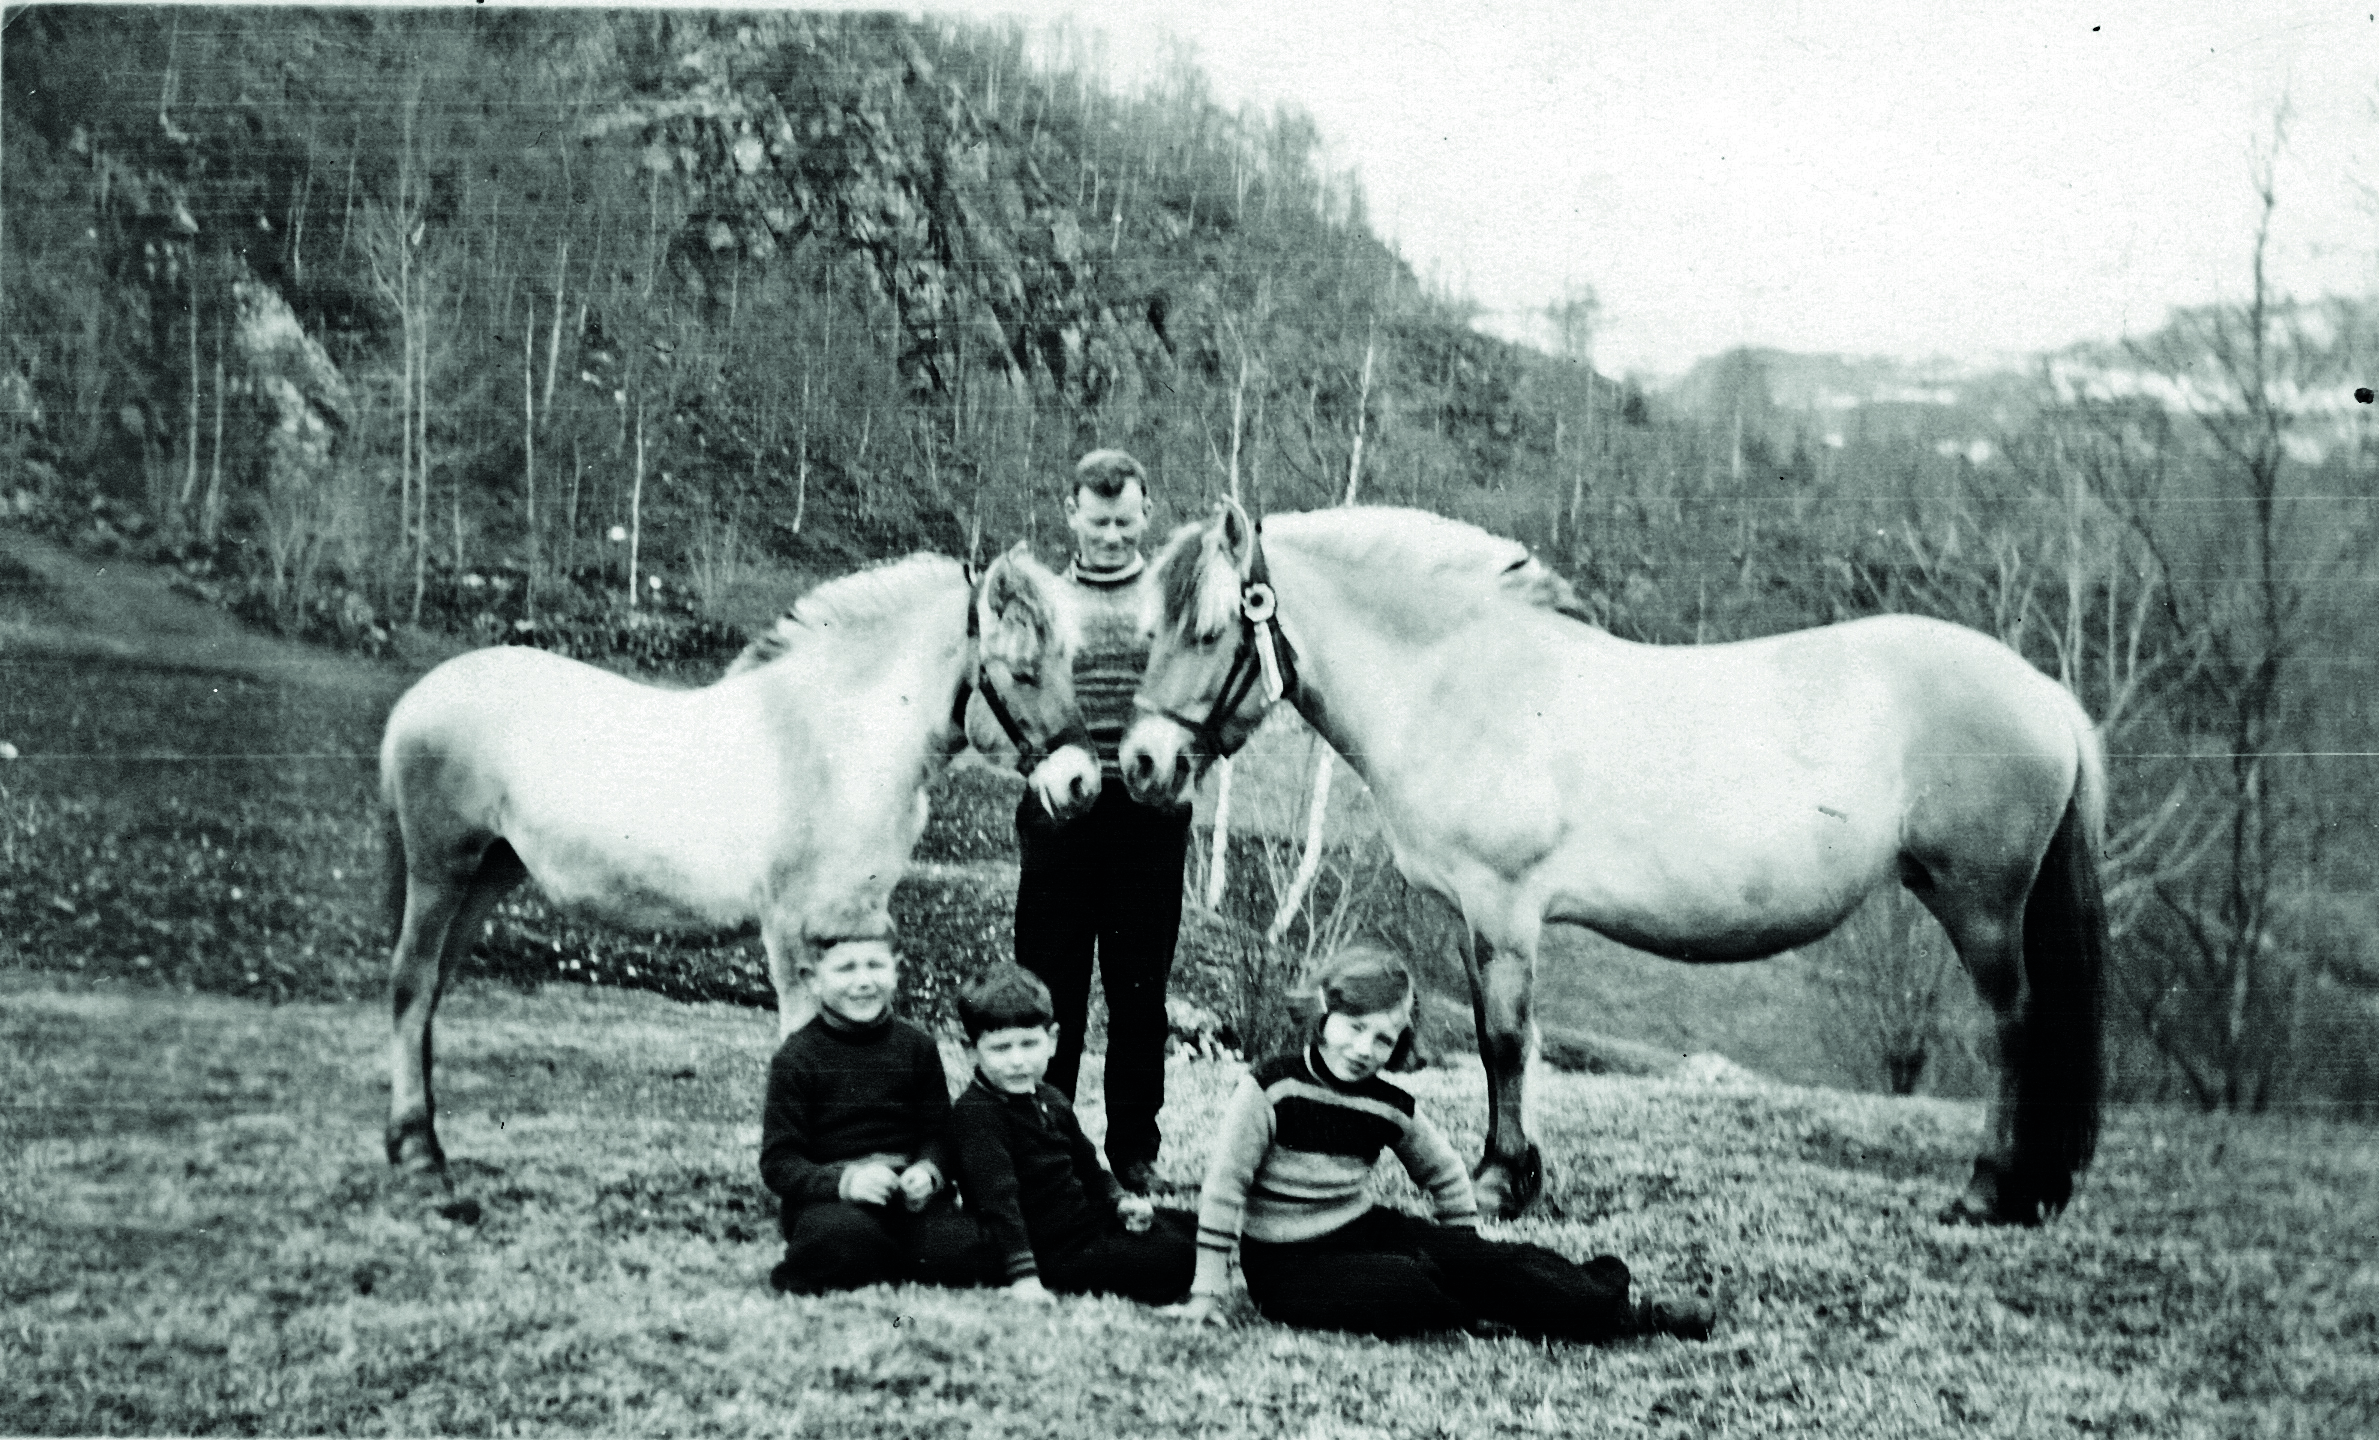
top-left (911, 763), bottom-right (1025, 865)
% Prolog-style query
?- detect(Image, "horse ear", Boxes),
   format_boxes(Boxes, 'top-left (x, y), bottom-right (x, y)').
top-left (976, 550), bottom-right (1022, 635)
top-left (977, 546), bottom-right (1051, 664)
top-left (1216, 496), bottom-right (1256, 575)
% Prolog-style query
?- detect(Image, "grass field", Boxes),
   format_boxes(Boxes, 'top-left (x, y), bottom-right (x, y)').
top-left (6, 973), bottom-right (2376, 1437)
top-left (5, 527), bottom-right (2377, 1436)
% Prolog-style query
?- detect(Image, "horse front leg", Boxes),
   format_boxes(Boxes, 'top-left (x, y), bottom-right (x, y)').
top-left (1463, 922), bottom-right (1545, 1219)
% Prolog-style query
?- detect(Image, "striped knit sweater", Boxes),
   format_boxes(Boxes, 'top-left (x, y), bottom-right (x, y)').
top-left (1064, 557), bottom-right (1152, 778)
top-left (1191, 1048), bottom-right (1478, 1298)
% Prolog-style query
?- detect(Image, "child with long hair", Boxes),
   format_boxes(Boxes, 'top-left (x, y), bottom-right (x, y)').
top-left (1170, 945), bottom-right (1713, 1342)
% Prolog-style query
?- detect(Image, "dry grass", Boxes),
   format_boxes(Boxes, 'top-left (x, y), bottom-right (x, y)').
top-left (5, 974), bottom-right (2374, 1438)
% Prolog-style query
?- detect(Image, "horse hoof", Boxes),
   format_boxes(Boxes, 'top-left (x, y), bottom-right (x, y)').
top-left (385, 1118), bottom-right (447, 1174)
top-left (1473, 1146), bottom-right (1545, 1219)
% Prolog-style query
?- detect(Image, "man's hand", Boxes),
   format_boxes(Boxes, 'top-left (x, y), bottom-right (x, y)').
top-left (896, 1162), bottom-right (939, 1212)
top-left (840, 1161), bottom-right (900, 1207)
top-left (1008, 1276), bottom-right (1056, 1303)
top-left (1162, 1293), bottom-right (1227, 1327)
top-left (1116, 1194), bottom-right (1155, 1234)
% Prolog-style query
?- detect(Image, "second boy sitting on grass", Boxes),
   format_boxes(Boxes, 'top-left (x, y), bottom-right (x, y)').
top-left (948, 966), bottom-right (1196, 1305)
top-left (760, 942), bottom-right (987, 1295)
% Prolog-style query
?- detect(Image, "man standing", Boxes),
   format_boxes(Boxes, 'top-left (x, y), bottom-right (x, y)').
top-left (1013, 448), bottom-right (1190, 1196)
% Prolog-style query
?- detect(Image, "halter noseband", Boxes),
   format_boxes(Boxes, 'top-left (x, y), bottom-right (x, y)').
top-left (957, 566), bottom-right (1091, 774)
top-left (1133, 521), bottom-right (1299, 760)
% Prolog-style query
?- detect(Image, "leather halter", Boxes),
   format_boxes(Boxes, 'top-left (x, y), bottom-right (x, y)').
top-left (956, 566), bottom-right (1090, 773)
top-left (1133, 521), bottom-right (1299, 760)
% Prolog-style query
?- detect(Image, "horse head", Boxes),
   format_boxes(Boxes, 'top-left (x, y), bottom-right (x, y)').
top-left (1121, 498), bottom-right (1290, 808)
top-left (967, 542), bottom-right (1101, 822)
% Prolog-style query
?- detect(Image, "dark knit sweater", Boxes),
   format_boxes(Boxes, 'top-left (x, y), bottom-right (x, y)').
top-left (759, 1012), bottom-right (954, 1207)
top-left (1191, 1047), bottom-right (1477, 1297)
top-left (1064, 557), bottom-right (1153, 777)
top-left (948, 1074), bottom-right (1128, 1281)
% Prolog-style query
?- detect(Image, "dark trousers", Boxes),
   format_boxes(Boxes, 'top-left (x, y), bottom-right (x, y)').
top-left (1041, 1208), bottom-right (1198, 1305)
top-left (771, 1197), bottom-right (992, 1295)
top-left (1239, 1208), bottom-right (1635, 1341)
top-left (1014, 778), bottom-right (1191, 1169)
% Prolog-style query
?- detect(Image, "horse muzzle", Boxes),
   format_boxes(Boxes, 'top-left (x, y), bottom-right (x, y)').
top-left (1029, 740), bottom-right (1103, 822)
top-left (1119, 717), bottom-right (1196, 809)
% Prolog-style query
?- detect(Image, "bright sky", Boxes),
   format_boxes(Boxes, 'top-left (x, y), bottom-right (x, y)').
top-left (1007, 0), bottom-right (2379, 378)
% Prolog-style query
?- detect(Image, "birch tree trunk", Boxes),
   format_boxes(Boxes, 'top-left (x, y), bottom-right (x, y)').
top-left (1269, 331), bottom-right (1374, 941)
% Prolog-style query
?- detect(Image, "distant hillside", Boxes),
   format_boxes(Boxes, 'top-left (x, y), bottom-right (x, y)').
top-left (1657, 295), bottom-right (2378, 467)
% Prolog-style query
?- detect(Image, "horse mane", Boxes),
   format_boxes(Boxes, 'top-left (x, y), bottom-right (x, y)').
top-left (978, 546), bottom-right (1083, 666)
top-left (1152, 506), bottom-right (1591, 639)
top-left (1149, 518), bottom-right (1245, 640)
top-left (726, 553), bottom-right (966, 676)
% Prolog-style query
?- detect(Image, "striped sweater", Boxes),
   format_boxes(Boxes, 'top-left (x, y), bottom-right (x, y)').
top-left (1064, 557), bottom-right (1152, 777)
top-left (1191, 1048), bottom-right (1478, 1298)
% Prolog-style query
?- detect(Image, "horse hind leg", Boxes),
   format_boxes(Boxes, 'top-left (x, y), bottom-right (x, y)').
top-left (1464, 920), bottom-right (1546, 1219)
top-left (1924, 802), bottom-right (2106, 1225)
top-left (1999, 800), bottom-right (2106, 1221)
top-left (1928, 897), bottom-right (2027, 1224)
top-left (386, 838), bottom-right (525, 1172)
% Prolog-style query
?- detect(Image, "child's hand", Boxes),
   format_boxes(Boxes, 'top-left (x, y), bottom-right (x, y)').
top-left (839, 1162), bottom-right (900, 1207)
top-left (896, 1162), bottom-right (939, 1212)
top-left (1116, 1194), bottom-right (1155, 1233)
top-left (1163, 1294), bottom-right (1227, 1327)
top-left (1008, 1276), bottom-right (1056, 1304)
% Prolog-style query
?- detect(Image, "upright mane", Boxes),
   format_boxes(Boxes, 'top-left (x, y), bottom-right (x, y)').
top-left (726, 553), bottom-right (966, 676)
top-left (1151, 506), bottom-right (1588, 640)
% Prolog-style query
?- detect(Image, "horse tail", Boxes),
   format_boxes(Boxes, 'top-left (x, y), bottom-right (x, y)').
top-left (381, 781), bottom-right (410, 949)
top-left (2013, 717), bottom-right (2109, 1215)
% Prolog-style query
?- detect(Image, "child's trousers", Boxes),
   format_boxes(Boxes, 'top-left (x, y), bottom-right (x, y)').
top-left (1040, 1208), bottom-right (1197, 1305)
top-left (1238, 1208), bottom-right (1634, 1340)
top-left (772, 1197), bottom-right (991, 1294)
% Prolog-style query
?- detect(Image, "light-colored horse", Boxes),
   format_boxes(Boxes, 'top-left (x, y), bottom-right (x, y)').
top-left (378, 546), bottom-right (1100, 1172)
top-left (1122, 503), bottom-right (2107, 1226)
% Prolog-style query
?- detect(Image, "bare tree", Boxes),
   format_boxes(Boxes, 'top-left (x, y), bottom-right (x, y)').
top-left (1813, 888), bottom-right (1965, 1095)
top-left (2072, 114), bottom-right (2359, 1110)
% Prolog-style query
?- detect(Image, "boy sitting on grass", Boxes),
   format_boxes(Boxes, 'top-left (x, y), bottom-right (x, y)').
top-left (947, 966), bottom-right (1197, 1305)
top-left (1169, 945), bottom-right (1715, 1342)
top-left (759, 942), bottom-right (987, 1295)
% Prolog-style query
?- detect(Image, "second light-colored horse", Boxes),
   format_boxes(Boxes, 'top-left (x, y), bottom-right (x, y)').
top-left (1123, 504), bottom-right (2106, 1226)
top-left (378, 546), bottom-right (1098, 1172)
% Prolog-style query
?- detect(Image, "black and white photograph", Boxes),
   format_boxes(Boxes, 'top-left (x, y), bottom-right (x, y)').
top-left (3, 1), bottom-right (2375, 1433)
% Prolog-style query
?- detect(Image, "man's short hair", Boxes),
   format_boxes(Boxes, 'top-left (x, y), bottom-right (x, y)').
top-left (957, 965), bottom-right (1057, 1042)
top-left (1071, 448), bottom-right (1149, 502)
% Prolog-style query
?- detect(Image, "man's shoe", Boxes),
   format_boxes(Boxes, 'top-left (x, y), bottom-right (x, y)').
top-left (1113, 1157), bottom-right (1158, 1195)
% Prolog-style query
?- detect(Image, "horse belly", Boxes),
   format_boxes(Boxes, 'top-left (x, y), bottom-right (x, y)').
top-left (512, 824), bottom-right (769, 932)
top-left (1543, 759), bottom-right (1901, 961)
top-left (1557, 852), bottom-right (1884, 959)
top-left (498, 739), bottom-right (789, 933)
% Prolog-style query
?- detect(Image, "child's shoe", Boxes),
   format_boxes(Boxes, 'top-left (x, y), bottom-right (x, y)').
top-left (1627, 1292), bottom-right (1715, 1341)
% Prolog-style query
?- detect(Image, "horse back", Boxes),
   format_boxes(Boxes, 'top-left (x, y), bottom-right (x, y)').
top-left (380, 648), bottom-right (793, 855)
